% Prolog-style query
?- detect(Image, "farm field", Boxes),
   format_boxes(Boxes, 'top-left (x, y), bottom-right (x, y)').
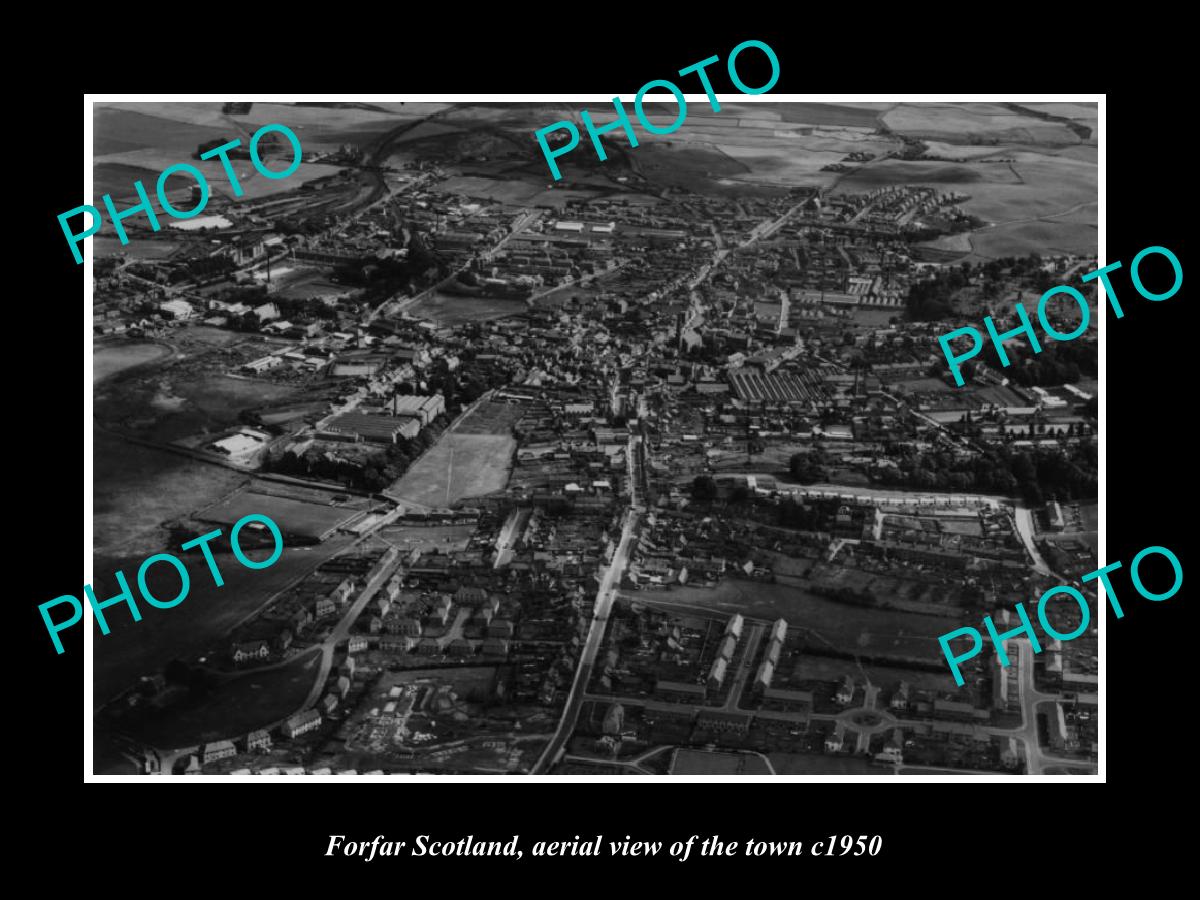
top-left (768, 102), bottom-right (888, 127)
top-left (836, 150), bottom-right (1096, 255)
top-left (93, 104), bottom-right (351, 203)
top-left (966, 218), bottom-right (1097, 259)
top-left (881, 102), bottom-right (1085, 144)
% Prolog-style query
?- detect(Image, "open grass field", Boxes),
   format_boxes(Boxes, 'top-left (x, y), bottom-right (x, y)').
top-left (455, 399), bottom-right (526, 435)
top-left (767, 102), bottom-right (887, 127)
top-left (882, 103), bottom-right (1084, 144)
top-left (438, 174), bottom-right (552, 205)
top-left (97, 100), bottom-right (449, 153)
top-left (670, 749), bottom-right (772, 775)
top-left (126, 649), bottom-right (323, 748)
top-left (407, 291), bottom-right (527, 326)
top-left (93, 342), bottom-right (173, 383)
top-left (95, 106), bottom-right (239, 157)
top-left (386, 400), bottom-right (519, 507)
top-left (388, 433), bottom-right (515, 508)
top-left (93, 234), bottom-right (188, 260)
top-left (836, 148), bottom-right (1096, 261)
top-left (93, 432), bottom-right (249, 558)
top-left (197, 487), bottom-right (366, 540)
top-left (97, 371), bottom-right (300, 444)
top-left (367, 523), bottom-right (476, 556)
top-left (639, 580), bottom-right (966, 662)
top-left (837, 159), bottom-right (1011, 190)
top-left (768, 753), bottom-right (890, 775)
top-left (967, 218), bottom-right (1097, 259)
top-left (93, 531), bottom-right (357, 707)
top-left (94, 104), bottom-right (349, 203)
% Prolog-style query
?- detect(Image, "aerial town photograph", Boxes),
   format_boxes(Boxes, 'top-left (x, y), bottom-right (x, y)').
top-left (89, 98), bottom-right (1099, 777)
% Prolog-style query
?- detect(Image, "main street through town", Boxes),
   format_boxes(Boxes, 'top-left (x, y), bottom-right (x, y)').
top-left (531, 505), bottom-right (641, 773)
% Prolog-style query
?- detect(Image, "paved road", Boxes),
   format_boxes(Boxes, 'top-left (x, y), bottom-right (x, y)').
top-left (1011, 505), bottom-right (1055, 575)
top-left (531, 508), bottom-right (640, 773)
top-left (681, 203), bottom-right (803, 332)
top-left (563, 744), bottom-right (671, 774)
top-left (584, 642), bottom-right (1094, 776)
top-left (978, 640), bottom-right (1091, 774)
top-left (300, 546), bottom-right (400, 711)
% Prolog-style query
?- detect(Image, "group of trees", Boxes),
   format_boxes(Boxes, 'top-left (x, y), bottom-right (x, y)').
top-left (774, 496), bottom-right (824, 531)
top-left (872, 443), bottom-right (1097, 505)
top-left (688, 478), bottom-right (829, 536)
top-left (807, 583), bottom-right (877, 607)
top-left (789, 451), bottom-right (829, 485)
top-left (905, 264), bottom-right (972, 321)
top-left (907, 254), bottom-right (1076, 324)
top-left (272, 295), bottom-right (340, 323)
top-left (1001, 342), bottom-right (1096, 387)
top-left (163, 659), bottom-right (215, 700)
top-left (264, 412), bottom-right (451, 493)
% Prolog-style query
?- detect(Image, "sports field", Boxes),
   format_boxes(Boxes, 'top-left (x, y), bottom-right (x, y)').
top-left (407, 291), bottom-right (527, 326)
top-left (367, 523), bottom-right (476, 556)
top-left (93, 342), bottom-right (173, 383)
top-left (198, 487), bottom-right (368, 540)
top-left (388, 433), bottom-right (515, 508)
top-left (386, 401), bottom-right (518, 507)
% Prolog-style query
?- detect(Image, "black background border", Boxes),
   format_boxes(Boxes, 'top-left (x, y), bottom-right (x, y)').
top-left (21, 22), bottom-right (1190, 885)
